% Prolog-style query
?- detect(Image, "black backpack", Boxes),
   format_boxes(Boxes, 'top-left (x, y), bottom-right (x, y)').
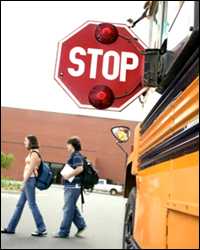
top-left (81, 157), bottom-right (99, 190)
top-left (80, 157), bottom-right (99, 206)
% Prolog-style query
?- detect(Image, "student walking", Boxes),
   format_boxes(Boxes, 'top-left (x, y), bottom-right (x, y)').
top-left (1, 135), bottom-right (47, 237)
top-left (54, 136), bottom-right (86, 238)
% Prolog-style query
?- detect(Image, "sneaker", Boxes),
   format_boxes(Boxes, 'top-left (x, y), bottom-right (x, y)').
top-left (31, 230), bottom-right (47, 237)
top-left (1, 228), bottom-right (15, 234)
top-left (75, 227), bottom-right (87, 237)
top-left (53, 233), bottom-right (69, 238)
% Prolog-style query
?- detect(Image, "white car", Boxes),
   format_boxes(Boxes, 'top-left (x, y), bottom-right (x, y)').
top-left (92, 179), bottom-right (123, 195)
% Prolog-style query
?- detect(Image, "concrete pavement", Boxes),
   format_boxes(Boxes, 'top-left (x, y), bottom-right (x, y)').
top-left (1, 186), bottom-right (127, 249)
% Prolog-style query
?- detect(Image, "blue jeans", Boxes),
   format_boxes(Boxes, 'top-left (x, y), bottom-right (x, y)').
top-left (58, 187), bottom-right (86, 236)
top-left (6, 177), bottom-right (46, 233)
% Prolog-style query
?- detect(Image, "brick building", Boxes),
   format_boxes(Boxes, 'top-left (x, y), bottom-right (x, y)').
top-left (1, 107), bottom-right (137, 184)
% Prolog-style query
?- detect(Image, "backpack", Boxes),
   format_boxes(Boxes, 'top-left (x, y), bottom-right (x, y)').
top-left (31, 151), bottom-right (54, 190)
top-left (80, 157), bottom-right (99, 207)
top-left (81, 157), bottom-right (99, 190)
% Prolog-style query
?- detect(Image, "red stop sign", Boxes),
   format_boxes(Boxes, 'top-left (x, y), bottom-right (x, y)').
top-left (55, 21), bottom-right (147, 111)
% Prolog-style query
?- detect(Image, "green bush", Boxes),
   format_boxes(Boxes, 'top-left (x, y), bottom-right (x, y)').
top-left (1, 178), bottom-right (21, 191)
top-left (1, 152), bottom-right (15, 169)
top-left (1, 152), bottom-right (6, 167)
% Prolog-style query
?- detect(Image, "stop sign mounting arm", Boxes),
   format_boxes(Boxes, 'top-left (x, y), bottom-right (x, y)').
top-left (127, 8), bottom-right (148, 28)
top-left (118, 33), bottom-right (146, 55)
top-left (114, 82), bottom-right (145, 100)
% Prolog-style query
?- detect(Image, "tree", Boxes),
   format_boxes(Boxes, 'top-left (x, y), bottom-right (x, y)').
top-left (1, 152), bottom-right (15, 169)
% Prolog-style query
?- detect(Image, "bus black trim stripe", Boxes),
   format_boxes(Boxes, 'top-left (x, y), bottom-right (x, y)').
top-left (140, 137), bottom-right (199, 169)
top-left (140, 124), bottom-right (199, 161)
top-left (139, 123), bottom-right (199, 169)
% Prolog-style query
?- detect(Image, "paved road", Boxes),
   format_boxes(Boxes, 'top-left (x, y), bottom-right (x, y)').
top-left (1, 187), bottom-right (126, 249)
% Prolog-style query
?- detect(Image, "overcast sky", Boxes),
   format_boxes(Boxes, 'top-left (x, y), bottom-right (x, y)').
top-left (1, 1), bottom-right (161, 121)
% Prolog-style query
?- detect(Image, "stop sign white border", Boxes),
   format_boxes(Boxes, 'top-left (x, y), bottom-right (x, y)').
top-left (54, 20), bottom-right (147, 111)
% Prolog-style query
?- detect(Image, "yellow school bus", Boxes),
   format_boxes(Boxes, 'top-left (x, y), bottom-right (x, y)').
top-left (111, 1), bottom-right (199, 249)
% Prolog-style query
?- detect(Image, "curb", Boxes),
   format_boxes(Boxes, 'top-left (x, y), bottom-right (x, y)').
top-left (1, 185), bottom-right (62, 195)
top-left (1, 189), bottom-right (20, 194)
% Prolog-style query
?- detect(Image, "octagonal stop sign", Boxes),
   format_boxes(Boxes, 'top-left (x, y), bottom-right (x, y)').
top-left (55, 21), bottom-right (147, 111)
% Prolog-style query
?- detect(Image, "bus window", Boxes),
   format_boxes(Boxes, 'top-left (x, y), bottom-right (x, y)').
top-left (166, 1), bottom-right (195, 50)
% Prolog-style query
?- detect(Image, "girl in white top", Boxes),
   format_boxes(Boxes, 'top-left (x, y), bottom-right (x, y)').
top-left (1, 135), bottom-right (47, 237)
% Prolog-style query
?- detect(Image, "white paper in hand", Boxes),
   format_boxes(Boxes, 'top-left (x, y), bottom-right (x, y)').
top-left (61, 164), bottom-right (75, 183)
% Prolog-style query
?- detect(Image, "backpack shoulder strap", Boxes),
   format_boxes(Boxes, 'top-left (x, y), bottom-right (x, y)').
top-left (80, 153), bottom-right (86, 160)
top-left (80, 186), bottom-right (85, 212)
top-left (31, 150), bottom-right (42, 160)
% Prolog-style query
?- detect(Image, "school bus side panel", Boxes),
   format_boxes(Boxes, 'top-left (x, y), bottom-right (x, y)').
top-left (134, 161), bottom-right (172, 248)
top-left (167, 151), bottom-right (199, 249)
top-left (132, 78), bottom-right (199, 248)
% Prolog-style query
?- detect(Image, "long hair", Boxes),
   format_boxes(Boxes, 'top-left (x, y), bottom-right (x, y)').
top-left (26, 135), bottom-right (39, 150)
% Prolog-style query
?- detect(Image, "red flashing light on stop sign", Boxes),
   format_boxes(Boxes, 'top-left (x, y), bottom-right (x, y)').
top-left (88, 85), bottom-right (114, 109)
top-left (95, 23), bottom-right (119, 44)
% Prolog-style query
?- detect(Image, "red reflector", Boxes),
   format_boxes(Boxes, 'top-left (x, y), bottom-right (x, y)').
top-left (95, 23), bottom-right (119, 44)
top-left (88, 85), bottom-right (115, 109)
